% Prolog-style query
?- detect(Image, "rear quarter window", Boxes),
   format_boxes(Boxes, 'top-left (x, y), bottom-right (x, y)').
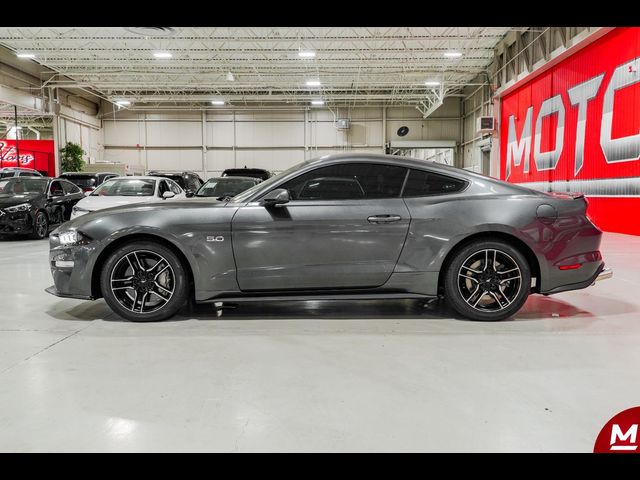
top-left (402, 169), bottom-right (467, 196)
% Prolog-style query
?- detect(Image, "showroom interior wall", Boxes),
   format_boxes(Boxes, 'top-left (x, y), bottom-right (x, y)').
top-left (99, 99), bottom-right (461, 178)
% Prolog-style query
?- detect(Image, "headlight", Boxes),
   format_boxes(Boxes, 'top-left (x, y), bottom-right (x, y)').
top-left (4, 203), bottom-right (31, 213)
top-left (57, 229), bottom-right (92, 246)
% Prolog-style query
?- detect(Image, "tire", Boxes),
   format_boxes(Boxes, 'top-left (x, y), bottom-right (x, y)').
top-left (443, 239), bottom-right (531, 321)
top-left (100, 240), bottom-right (189, 322)
top-left (30, 211), bottom-right (49, 240)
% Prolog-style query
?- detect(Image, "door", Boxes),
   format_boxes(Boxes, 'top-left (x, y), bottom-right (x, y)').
top-left (232, 162), bottom-right (411, 291)
top-left (46, 180), bottom-right (68, 224)
top-left (60, 181), bottom-right (84, 220)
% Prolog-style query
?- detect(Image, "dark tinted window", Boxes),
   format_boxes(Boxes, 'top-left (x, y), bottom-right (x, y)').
top-left (49, 181), bottom-right (64, 196)
top-left (61, 175), bottom-right (97, 188)
top-left (19, 171), bottom-right (37, 177)
top-left (402, 169), bottom-right (466, 196)
top-left (185, 174), bottom-right (200, 191)
top-left (158, 180), bottom-right (171, 197)
top-left (281, 163), bottom-right (407, 201)
top-left (62, 181), bottom-right (81, 195)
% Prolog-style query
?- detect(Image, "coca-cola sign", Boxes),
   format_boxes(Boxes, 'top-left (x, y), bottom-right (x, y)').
top-left (500, 27), bottom-right (640, 235)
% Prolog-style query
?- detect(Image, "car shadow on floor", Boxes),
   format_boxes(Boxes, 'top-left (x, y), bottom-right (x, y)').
top-left (47, 292), bottom-right (635, 325)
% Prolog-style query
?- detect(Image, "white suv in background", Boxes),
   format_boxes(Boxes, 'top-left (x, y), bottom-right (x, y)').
top-left (71, 176), bottom-right (187, 219)
top-left (0, 167), bottom-right (43, 178)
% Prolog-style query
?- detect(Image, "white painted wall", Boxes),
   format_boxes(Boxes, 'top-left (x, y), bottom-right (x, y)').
top-left (99, 100), bottom-right (461, 179)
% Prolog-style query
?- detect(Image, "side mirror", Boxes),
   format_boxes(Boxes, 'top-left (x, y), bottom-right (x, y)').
top-left (261, 188), bottom-right (290, 207)
top-left (162, 191), bottom-right (176, 200)
top-left (185, 190), bottom-right (195, 198)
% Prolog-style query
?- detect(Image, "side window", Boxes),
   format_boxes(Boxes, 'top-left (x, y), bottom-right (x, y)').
top-left (19, 171), bottom-right (34, 177)
top-left (62, 181), bottom-right (81, 195)
top-left (402, 169), bottom-right (467, 196)
top-left (49, 181), bottom-right (64, 196)
top-left (280, 163), bottom-right (407, 201)
top-left (169, 180), bottom-right (182, 194)
top-left (187, 175), bottom-right (200, 191)
top-left (158, 180), bottom-right (170, 197)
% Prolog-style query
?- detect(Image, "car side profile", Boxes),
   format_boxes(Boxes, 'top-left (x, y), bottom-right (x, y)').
top-left (0, 177), bottom-right (84, 239)
top-left (47, 153), bottom-right (611, 322)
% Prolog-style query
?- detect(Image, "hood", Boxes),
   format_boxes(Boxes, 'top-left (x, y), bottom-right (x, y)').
top-left (0, 192), bottom-right (43, 208)
top-left (75, 195), bottom-right (154, 212)
top-left (63, 196), bottom-right (231, 231)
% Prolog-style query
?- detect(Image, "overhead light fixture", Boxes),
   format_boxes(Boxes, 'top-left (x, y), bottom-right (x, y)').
top-left (298, 50), bottom-right (316, 58)
top-left (16, 53), bottom-right (35, 59)
top-left (425, 81), bottom-right (441, 86)
top-left (306, 80), bottom-right (321, 87)
top-left (153, 51), bottom-right (172, 59)
top-left (226, 71), bottom-right (235, 81)
top-left (443, 51), bottom-right (462, 58)
top-left (115, 100), bottom-right (131, 106)
top-left (311, 100), bottom-right (324, 105)
top-left (211, 100), bottom-right (225, 105)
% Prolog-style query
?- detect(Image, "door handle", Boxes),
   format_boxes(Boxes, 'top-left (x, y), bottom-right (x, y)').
top-left (367, 214), bottom-right (402, 224)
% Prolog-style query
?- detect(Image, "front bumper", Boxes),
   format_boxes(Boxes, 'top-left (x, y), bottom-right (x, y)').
top-left (45, 285), bottom-right (94, 300)
top-left (0, 212), bottom-right (33, 234)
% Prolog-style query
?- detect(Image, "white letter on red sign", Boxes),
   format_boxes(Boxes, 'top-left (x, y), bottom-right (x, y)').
top-left (568, 73), bottom-right (604, 175)
top-left (506, 106), bottom-right (533, 179)
top-left (534, 94), bottom-right (565, 172)
top-left (601, 57), bottom-right (640, 164)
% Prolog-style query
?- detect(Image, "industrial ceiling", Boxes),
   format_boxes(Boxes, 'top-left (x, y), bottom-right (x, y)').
top-left (0, 27), bottom-right (513, 111)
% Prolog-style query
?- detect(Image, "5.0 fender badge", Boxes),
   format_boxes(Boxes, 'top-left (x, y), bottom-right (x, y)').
top-left (206, 235), bottom-right (225, 242)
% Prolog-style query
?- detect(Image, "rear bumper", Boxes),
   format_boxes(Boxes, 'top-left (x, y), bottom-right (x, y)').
top-left (543, 264), bottom-right (612, 295)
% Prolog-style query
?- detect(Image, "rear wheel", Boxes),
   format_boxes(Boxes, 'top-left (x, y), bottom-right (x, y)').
top-left (100, 241), bottom-right (189, 322)
top-left (31, 211), bottom-right (49, 239)
top-left (444, 239), bottom-right (531, 321)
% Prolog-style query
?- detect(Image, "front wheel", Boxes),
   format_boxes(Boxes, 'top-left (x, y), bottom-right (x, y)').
top-left (30, 211), bottom-right (49, 239)
top-left (444, 239), bottom-right (531, 321)
top-left (100, 241), bottom-right (189, 322)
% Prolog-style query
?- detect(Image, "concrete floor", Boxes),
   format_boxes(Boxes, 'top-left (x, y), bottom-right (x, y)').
top-left (0, 232), bottom-right (638, 452)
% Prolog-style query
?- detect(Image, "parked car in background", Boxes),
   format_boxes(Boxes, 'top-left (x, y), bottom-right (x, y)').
top-left (47, 153), bottom-right (611, 322)
top-left (0, 167), bottom-right (43, 178)
top-left (58, 172), bottom-right (119, 194)
top-left (222, 167), bottom-right (272, 181)
top-left (196, 176), bottom-right (262, 199)
top-left (0, 176), bottom-right (84, 239)
top-left (70, 176), bottom-right (186, 219)
top-left (146, 170), bottom-right (203, 197)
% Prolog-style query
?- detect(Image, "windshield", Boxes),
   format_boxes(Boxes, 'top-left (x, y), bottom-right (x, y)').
top-left (61, 175), bottom-right (97, 188)
top-left (230, 161), bottom-right (307, 203)
top-left (91, 178), bottom-right (156, 197)
top-left (196, 178), bottom-right (257, 197)
top-left (0, 177), bottom-right (47, 194)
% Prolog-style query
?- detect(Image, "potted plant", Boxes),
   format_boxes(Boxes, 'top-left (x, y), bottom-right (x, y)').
top-left (59, 142), bottom-right (86, 172)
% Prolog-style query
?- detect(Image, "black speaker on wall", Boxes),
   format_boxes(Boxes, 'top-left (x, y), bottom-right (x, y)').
top-left (397, 126), bottom-right (409, 137)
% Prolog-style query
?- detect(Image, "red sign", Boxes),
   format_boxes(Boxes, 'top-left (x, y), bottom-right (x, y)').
top-left (594, 406), bottom-right (640, 453)
top-left (0, 139), bottom-right (55, 175)
top-left (499, 27), bottom-right (640, 236)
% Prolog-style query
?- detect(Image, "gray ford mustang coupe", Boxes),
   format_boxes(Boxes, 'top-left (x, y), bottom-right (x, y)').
top-left (46, 153), bottom-right (611, 322)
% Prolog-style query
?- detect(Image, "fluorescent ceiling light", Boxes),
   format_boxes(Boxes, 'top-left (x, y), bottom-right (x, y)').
top-left (153, 51), bottom-right (172, 59)
top-left (298, 50), bottom-right (316, 58)
top-left (311, 100), bottom-right (324, 105)
top-left (425, 81), bottom-right (441, 86)
top-left (16, 53), bottom-right (35, 59)
top-left (306, 80), bottom-right (321, 87)
top-left (226, 71), bottom-right (235, 81)
top-left (211, 100), bottom-right (225, 105)
top-left (443, 51), bottom-right (462, 58)
top-left (115, 100), bottom-right (131, 106)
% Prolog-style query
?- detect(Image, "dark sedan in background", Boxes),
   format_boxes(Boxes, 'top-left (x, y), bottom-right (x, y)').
top-left (222, 167), bottom-right (272, 181)
top-left (47, 153), bottom-right (611, 322)
top-left (58, 172), bottom-right (119, 193)
top-left (0, 177), bottom-right (85, 239)
top-left (196, 176), bottom-right (262, 199)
